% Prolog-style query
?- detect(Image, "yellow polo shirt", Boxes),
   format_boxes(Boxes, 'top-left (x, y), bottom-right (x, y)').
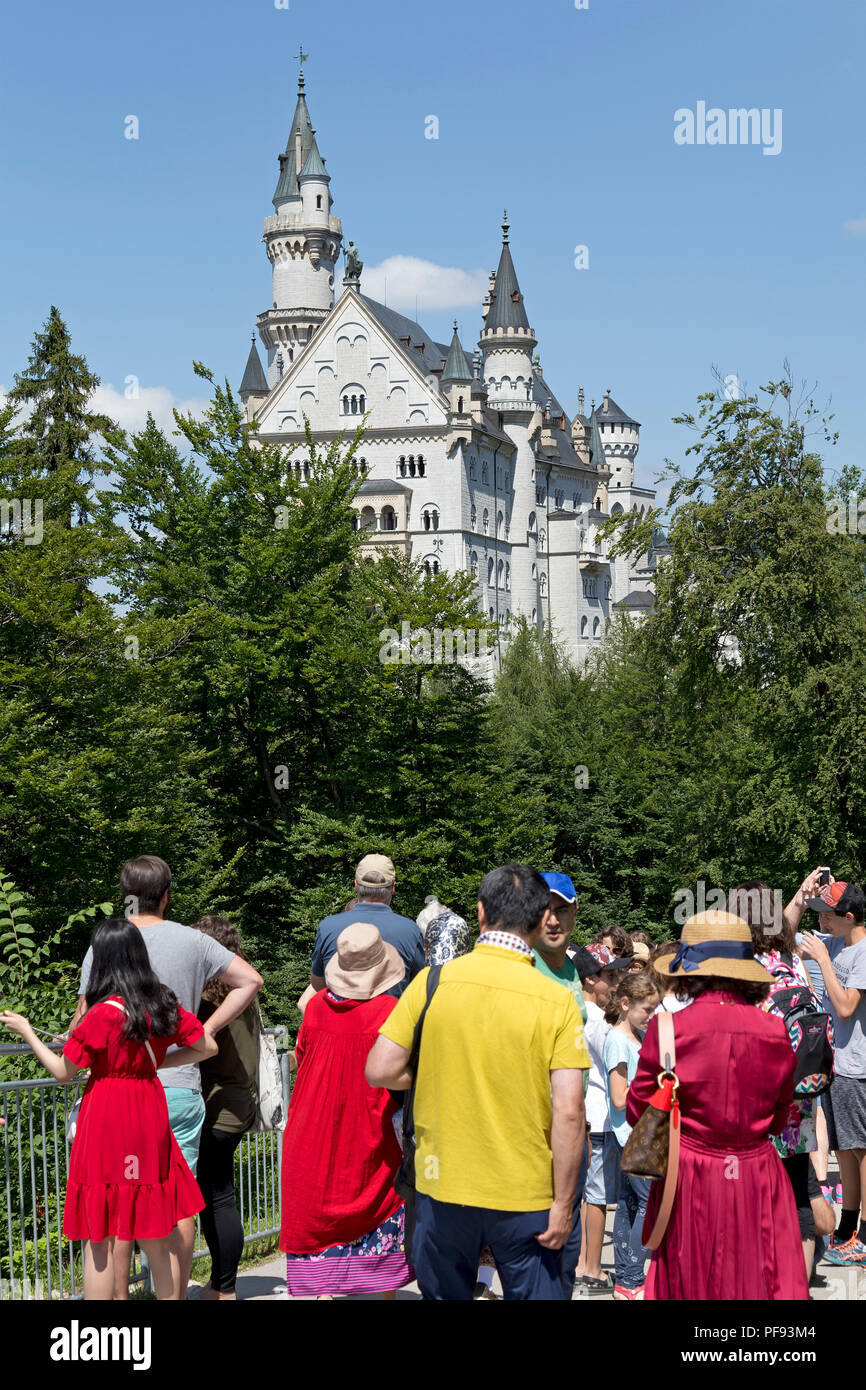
top-left (379, 942), bottom-right (590, 1211)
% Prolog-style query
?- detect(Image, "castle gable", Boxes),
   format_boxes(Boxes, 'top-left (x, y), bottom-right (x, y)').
top-left (255, 291), bottom-right (450, 437)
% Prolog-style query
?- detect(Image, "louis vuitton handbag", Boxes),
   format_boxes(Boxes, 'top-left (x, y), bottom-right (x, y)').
top-left (619, 1010), bottom-right (681, 1250)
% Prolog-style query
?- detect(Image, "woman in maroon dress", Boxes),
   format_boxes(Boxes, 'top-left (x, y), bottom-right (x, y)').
top-left (0, 917), bottom-right (215, 1299)
top-left (627, 910), bottom-right (809, 1300)
top-left (280, 922), bottom-right (414, 1299)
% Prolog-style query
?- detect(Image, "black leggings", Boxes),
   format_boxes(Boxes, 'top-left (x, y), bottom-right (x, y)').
top-left (197, 1127), bottom-right (245, 1292)
top-left (781, 1152), bottom-right (816, 1241)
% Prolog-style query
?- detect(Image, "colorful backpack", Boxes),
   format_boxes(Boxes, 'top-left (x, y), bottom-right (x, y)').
top-left (765, 960), bottom-right (835, 1098)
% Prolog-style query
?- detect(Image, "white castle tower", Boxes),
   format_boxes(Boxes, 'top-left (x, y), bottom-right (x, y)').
top-left (256, 59), bottom-right (343, 387)
top-left (479, 213), bottom-right (539, 628)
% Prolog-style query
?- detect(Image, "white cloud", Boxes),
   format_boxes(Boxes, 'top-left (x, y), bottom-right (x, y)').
top-left (360, 255), bottom-right (489, 313)
top-left (90, 383), bottom-right (210, 436)
top-left (1, 381), bottom-right (209, 437)
top-left (843, 216), bottom-right (866, 235)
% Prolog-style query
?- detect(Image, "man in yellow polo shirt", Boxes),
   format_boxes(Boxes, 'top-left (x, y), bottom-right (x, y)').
top-left (366, 864), bottom-right (589, 1300)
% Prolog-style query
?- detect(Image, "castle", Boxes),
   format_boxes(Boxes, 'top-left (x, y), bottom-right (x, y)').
top-left (238, 65), bottom-right (665, 664)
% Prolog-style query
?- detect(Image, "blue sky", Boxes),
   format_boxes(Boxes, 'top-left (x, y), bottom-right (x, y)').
top-left (1, 0), bottom-right (864, 499)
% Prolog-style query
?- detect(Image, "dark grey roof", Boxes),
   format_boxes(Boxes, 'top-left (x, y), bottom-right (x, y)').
top-left (597, 394), bottom-right (640, 427)
top-left (534, 371), bottom-right (567, 420)
top-left (299, 141), bottom-right (328, 180)
top-left (239, 337), bottom-right (268, 396)
top-left (486, 228), bottom-right (530, 332)
top-left (441, 324), bottom-right (473, 383)
top-left (360, 296), bottom-right (448, 376)
top-left (273, 87), bottom-right (316, 206)
top-left (588, 407), bottom-right (608, 471)
top-left (355, 478), bottom-right (411, 494)
top-left (615, 591), bottom-right (654, 610)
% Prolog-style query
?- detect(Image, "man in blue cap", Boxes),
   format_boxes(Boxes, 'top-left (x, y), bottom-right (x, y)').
top-left (537, 871), bottom-right (589, 1297)
top-left (535, 873), bottom-right (586, 1023)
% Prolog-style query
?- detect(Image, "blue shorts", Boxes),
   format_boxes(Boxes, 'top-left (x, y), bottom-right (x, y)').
top-left (584, 1131), bottom-right (619, 1206)
top-left (165, 1088), bottom-right (206, 1175)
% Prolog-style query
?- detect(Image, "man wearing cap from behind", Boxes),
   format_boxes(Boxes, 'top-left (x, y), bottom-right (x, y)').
top-left (799, 877), bottom-right (866, 1264)
top-left (309, 854), bottom-right (425, 1001)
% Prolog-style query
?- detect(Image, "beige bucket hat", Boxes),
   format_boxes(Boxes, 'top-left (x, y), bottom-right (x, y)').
top-left (653, 910), bottom-right (774, 984)
top-left (324, 922), bottom-right (405, 1000)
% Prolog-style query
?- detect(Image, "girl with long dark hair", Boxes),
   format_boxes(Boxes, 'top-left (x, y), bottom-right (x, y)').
top-left (0, 916), bottom-right (217, 1299)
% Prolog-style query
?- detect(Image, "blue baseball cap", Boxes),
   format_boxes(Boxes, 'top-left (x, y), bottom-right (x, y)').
top-left (542, 872), bottom-right (578, 906)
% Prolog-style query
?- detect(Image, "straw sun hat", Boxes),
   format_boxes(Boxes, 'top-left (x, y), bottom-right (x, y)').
top-left (653, 910), bottom-right (774, 984)
top-left (324, 922), bottom-right (405, 1001)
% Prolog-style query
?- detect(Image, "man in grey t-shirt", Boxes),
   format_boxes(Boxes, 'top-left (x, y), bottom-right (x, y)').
top-left (71, 855), bottom-right (263, 1300)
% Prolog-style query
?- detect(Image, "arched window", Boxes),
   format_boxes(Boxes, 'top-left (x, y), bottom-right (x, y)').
top-left (489, 607), bottom-right (495, 620)
top-left (303, 461), bottom-right (310, 480)
top-left (351, 395), bottom-right (358, 414)
top-left (469, 457), bottom-right (477, 481)
top-left (481, 463), bottom-right (489, 484)
top-left (417, 455), bottom-right (425, 477)
top-left (432, 560), bottom-right (439, 575)
top-left (531, 563), bottom-right (537, 581)
top-left (594, 496), bottom-right (601, 510)
top-left (581, 616), bottom-right (588, 638)
top-left (457, 395), bottom-right (464, 413)
top-left (381, 506), bottom-right (397, 531)
top-left (528, 511), bottom-right (537, 533)
top-left (593, 617), bottom-right (601, 638)
top-left (505, 563), bottom-right (510, 590)
top-left (409, 456), bottom-right (416, 477)
top-left (316, 194), bottom-right (323, 209)
top-left (351, 515), bottom-right (359, 531)
top-left (538, 530), bottom-right (546, 551)
top-left (423, 561), bottom-right (432, 577)
top-left (496, 510), bottom-right (503, 537)
top-left (531, 608), bottom-right (537, 624)
top-left (471, 503), bottom-right (477, 529)
top-left (423, 510), bottom-right (431, 532)
top-left (539, 573), bottom-right (547, 594)
top-left (487, 558), bottom-right (494, 586)
top-left (359, 506), bottom-right (376, 532)
top-left (497, 559), bottom-right (504, 589)
top-left (360, 394), bottom-right (366, 412)
top-left (398, 456), bottom-right (406, 477)
top-left (342, 396), bottom-right (349, 414)
top-left (482, 509), bottom-right (489, 533)
top-left (470, 551), bottom-right (478, 577)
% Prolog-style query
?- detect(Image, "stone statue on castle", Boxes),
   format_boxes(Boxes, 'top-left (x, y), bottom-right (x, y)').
top-left (344, 241), bottom-right (363, 285)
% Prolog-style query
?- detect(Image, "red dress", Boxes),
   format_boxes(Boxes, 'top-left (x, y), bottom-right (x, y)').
top-left (280, 991), bottom-right (403, 1255)
top-left (62, 996), bottom-right (205, 1241)
top-left (627, 990), bottom-right (809, 1301)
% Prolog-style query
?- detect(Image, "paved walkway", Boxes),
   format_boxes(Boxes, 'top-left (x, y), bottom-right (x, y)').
top-left (197, 1176), bottom-right (848, 1300)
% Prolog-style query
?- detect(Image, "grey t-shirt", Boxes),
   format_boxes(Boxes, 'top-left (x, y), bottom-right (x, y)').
top-left (825, 936), bottom-right (866, 1078)
top-left (79, 920), bottom-right (234, 1091)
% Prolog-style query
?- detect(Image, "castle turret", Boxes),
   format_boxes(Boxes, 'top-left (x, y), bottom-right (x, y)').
top-left (597, 389), bottom-right (640, 490)
top-left (257, 62), bottom-right (343, 386)
top-left (479, 212), bottom-right (536, 411)
top-left (441, 321), bottom-right (473, 416)
top-left (239, 333), bottom-right (269, 421)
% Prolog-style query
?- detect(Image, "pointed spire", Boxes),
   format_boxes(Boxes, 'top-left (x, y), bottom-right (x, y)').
top-left (273, 60), bottom-right (319, 207)
top-left (442, 321), bottom-right (473, 382)
top-left (300, 135), bottom-right (329, 181)
top-left (588, 406), bottom-right (607, 472)
top-left (485, 214), bottom-right (530, 332)
top-left (239, 334), bottom-right (268, 398)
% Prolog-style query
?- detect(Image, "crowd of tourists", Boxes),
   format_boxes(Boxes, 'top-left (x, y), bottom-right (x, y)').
top-left (1, 851), bottom-right (864, 1301)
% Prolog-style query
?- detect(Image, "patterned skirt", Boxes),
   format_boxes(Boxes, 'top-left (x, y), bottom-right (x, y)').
top-left (284, 1202), bottom-right (414, 1298)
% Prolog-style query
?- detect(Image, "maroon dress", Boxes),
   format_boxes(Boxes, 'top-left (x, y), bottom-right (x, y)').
top-left (626, 989), bottom-right (809, 1300)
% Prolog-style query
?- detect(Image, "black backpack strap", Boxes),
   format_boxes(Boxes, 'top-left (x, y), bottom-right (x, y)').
top-left (401, 964), bottom-right (443, 1143)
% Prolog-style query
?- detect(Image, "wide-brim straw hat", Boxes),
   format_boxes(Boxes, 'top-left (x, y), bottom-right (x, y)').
top-left (324, 922), bottom-right (405, 1000)
top-left (654, 910), bottom-right (774, 984)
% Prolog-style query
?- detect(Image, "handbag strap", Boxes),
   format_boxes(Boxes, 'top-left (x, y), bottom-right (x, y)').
top-left (103, 999), bottom-right (158, 1071)
top-left (401, 964), bottom-right (443, 1142)
top-left (643, 1010), bottom-right (681, 1251)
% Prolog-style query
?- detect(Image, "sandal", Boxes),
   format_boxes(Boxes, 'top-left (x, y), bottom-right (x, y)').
top-left (576, 1273), bottom-right (614, 1296)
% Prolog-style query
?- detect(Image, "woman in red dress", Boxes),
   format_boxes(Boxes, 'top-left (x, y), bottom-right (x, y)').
top-left (0, 917), bottom-right (216, 1299)
top-left (280, 922), bottom-right (413, 1298)
top-left (626, 910), bottom-right (809, 1301)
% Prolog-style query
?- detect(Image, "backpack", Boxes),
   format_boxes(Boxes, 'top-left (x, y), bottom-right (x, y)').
top-left (766, 963), bottom-right (835, 1098)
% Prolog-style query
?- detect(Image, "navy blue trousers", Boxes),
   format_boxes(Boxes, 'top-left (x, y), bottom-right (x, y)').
top-left (413, 1193), bottom-right (569, 1300)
